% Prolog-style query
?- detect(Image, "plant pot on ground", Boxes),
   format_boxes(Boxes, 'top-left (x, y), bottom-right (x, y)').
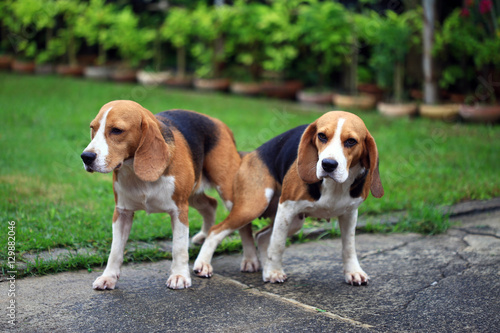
top-left (137, 70), bottom-right (172, 86)
top-left (358, 83), bottom-right (385, 103)
top-left (165, 75), bottom-right (193, 89)
top-left (459, 104), bottom-right (500, 123)
top-left (83, 65), bottom-right (112, 80)
top-left (110, 67), bottom-right (137, 83)
top-left (194, 78), bottom-right (231, 91)
top-left (56, 64), bottom-right (84, 77)
top-left (420, 103), bottom-right (460, 121)
top-left (377, 102), bottom-right (418, 117)
top-left (333, 93), bottom-right (376, 110)
top-left (35, 63), bottom-right (55, 75)
top-left (297, 89), bottom-right (334, 105)
top-left (0, 54), bottom-right (13, 70)
top-left (11, 59), bottom-right (36, 74)
top-left (230, 81), bottom-right (261, 96)
top-left (261, 80), bottom-right (303, 100)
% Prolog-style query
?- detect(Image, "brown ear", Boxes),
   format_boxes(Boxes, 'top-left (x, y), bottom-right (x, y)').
top-left (363, 132), bottom-right (384, 199)
top-left (297, 123), bottom-right (321, 184)
top-left (134, 112), bottom-right (170, 182)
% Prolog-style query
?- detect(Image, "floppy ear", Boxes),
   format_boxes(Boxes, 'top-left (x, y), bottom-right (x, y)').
top-left (134, 112), bottom-right (170, 182)
top-left (362, 131), bottom-right (384, 199)
top-left (297, 123), bottom-right (321, 184)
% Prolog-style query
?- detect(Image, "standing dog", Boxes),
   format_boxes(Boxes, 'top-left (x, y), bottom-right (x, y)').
top-left (81, 100), bottom-right (240, 289)
top-left (193, 111), bottom-right (383, 285)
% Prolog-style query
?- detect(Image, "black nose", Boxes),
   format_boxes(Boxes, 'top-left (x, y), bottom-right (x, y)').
top-left (81, 151), bottom-right (97, 165)
top-left (322, 159), bottom-right (338, 173)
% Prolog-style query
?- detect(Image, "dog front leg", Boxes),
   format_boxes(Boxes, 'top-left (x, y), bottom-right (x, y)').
top-left (263, 204), bottom-right (303, 283)
top-left (166, 205), bottom-right (192, 289)
top-left (339, 209), bottom-right (369, 285)
top-left (93, 208), bottom-right (134, 290)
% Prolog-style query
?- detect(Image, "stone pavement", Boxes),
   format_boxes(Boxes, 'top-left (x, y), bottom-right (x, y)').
top-left (1, 205), bottom-right (499, 332)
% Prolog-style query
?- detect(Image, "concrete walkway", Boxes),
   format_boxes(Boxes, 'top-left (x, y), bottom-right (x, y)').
top-left (2, 207), bottom-right (499, 332)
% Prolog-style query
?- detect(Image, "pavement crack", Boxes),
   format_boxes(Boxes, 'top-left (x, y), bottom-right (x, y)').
top-left (360, 239), bottom-right (420, 259)
top-left (457, 228), bottom-right (500, 239)
top-left (221, 275), bottom-right (374, 329)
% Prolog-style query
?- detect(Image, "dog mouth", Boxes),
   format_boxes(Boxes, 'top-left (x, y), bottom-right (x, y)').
top-left (114, 163), bottom-right (122, 170)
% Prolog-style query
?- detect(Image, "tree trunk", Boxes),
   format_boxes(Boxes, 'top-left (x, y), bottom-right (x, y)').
top-left (177, 46), bottom-right (186, 79)
top-left (394, 62), bottom-right (404, 103)
top-left (423, 0), bottom-right (438, 104)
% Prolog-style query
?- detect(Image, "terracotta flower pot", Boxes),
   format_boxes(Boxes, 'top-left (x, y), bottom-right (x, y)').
top-left (333, 93), bottom-right (376, 110)
top-left (357, 83), bottom-right (385, 102)
top-left (11, 60), bottom-right (36, 74)
top-left (296, 90), bottom-right (334, 105)
top-left (0, 55), bottom-right (13, 70)
top-left (260, 80), bottom-right (303, 99)
top-left (165, 76), bottom-right (193, 89)
top-left (420, 104), bottom-right (460, 120)
top-left (230, 82), bottom-right (261, 95)
top-left (56, 64), bottom-right (84, 77)
top-left (137, 70), bottom-right (172, 85)
top-left (110, 68), bottom-right (137, 82)
top-left (459, 104), bottom-right (500, 123)
top-left (194, 78), bottom-right (231, 91)
top-left (377, 102), bottom-right (418, 117)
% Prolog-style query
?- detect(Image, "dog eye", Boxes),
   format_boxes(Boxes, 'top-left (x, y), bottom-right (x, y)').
top-left (317, 133), bottom-right (328, 143)
top-left (344, 138), bottom-right (358, 148)
top-left (110, 128), bottom-right (123, 135)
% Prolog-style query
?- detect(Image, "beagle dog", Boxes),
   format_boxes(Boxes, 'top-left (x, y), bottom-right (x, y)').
top-left (193, 111), bottom-right (383, 285)
top-left (81, 100), bottom-right (240, 290)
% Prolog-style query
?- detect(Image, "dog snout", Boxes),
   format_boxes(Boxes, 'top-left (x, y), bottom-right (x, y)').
top-left (321, 159), bottom-right (338, 173)
top-left (81, 151), bottom-right (97, 166)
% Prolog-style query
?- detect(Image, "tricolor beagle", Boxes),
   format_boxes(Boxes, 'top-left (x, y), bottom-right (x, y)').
top-left (193, 111), bottom-right (383, 285)
top-left (81, 100), bottom-right (240, 289)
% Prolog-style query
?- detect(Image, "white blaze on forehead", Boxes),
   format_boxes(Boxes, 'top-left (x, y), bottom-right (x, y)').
top-left (317, 118), bottom-right (349, 183)
top-left (85, 106), bottom-right (113, 169)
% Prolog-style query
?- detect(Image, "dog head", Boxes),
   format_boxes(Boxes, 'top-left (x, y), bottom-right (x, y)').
top-left (81, 100), bottom-right (170, 182)
top-left (297, 111), bottom-right (384, 199)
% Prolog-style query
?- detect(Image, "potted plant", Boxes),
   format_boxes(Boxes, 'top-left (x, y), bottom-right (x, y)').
top-left (259, 0), bottom-right (302, 99)
top-left (108, 6), bottom-right (155, 82)
top-left (161, 6), bottom-right (194, 88)
top-left (295, 0), bottom-right (351, 105)
top-left (0, 1), bottom-right (14, 70)
top-left (74, 0), bottom-right (116, 80)
top-left (136, 9), bottom-right (171, 86)
top-left (2, 0), bottom-right (41, 74)
top-left (191, 3), bottom-right (233, 91)
top-left (46, 0), bottom-right (87, 76)
top-left (437, 3), bottom-right (500, 123)
top-left (223, 1), bottom-right (268, 95)
top-left (364, 8), bottom-right (422, 117)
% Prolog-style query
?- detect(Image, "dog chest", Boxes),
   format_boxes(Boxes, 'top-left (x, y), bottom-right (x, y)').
top-left (114, 169), bottom-right (178, 214)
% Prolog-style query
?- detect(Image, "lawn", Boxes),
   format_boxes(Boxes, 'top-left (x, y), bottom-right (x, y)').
top-left (1, 73), bottom-right (499, 275)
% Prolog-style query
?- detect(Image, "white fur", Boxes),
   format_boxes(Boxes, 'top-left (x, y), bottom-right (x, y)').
top-left (93, 161), bottom-right (192, 290)
top-left (317, 118), bottom-right (348, 183)
top-left (84, 107), bottom-right (112, 173)
top-left (114, 160), bottom-right (176, 214)
top-left (265, 188), bottom-right (274, 203)
top-left (263, 163), bottom-right (368, 285)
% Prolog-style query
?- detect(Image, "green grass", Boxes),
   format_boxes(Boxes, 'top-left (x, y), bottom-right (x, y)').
top-left (1, 73), bottom-right (499, 276)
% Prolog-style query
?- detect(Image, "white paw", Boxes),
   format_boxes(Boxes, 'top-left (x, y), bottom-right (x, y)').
top-left (240, 257), bottom-right (260, 273)
top-left (344, 270), bottom-right (369, 286)
top-left (166, 274), bottom-right (192, 289)
top-left (263, 268), bottom-right (287, 283)
top-left (93, 275), bottom-right (118, 290)
top-left (193, 260), bottom-right (213, 278)
top-left (191, 232), bottom-right (206, 245)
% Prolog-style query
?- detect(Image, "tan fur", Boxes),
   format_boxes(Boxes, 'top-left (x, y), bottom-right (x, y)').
top-left (83, 100), bottom-right (241, 289)
top-left (193, 111), bottom-right (384, 280)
